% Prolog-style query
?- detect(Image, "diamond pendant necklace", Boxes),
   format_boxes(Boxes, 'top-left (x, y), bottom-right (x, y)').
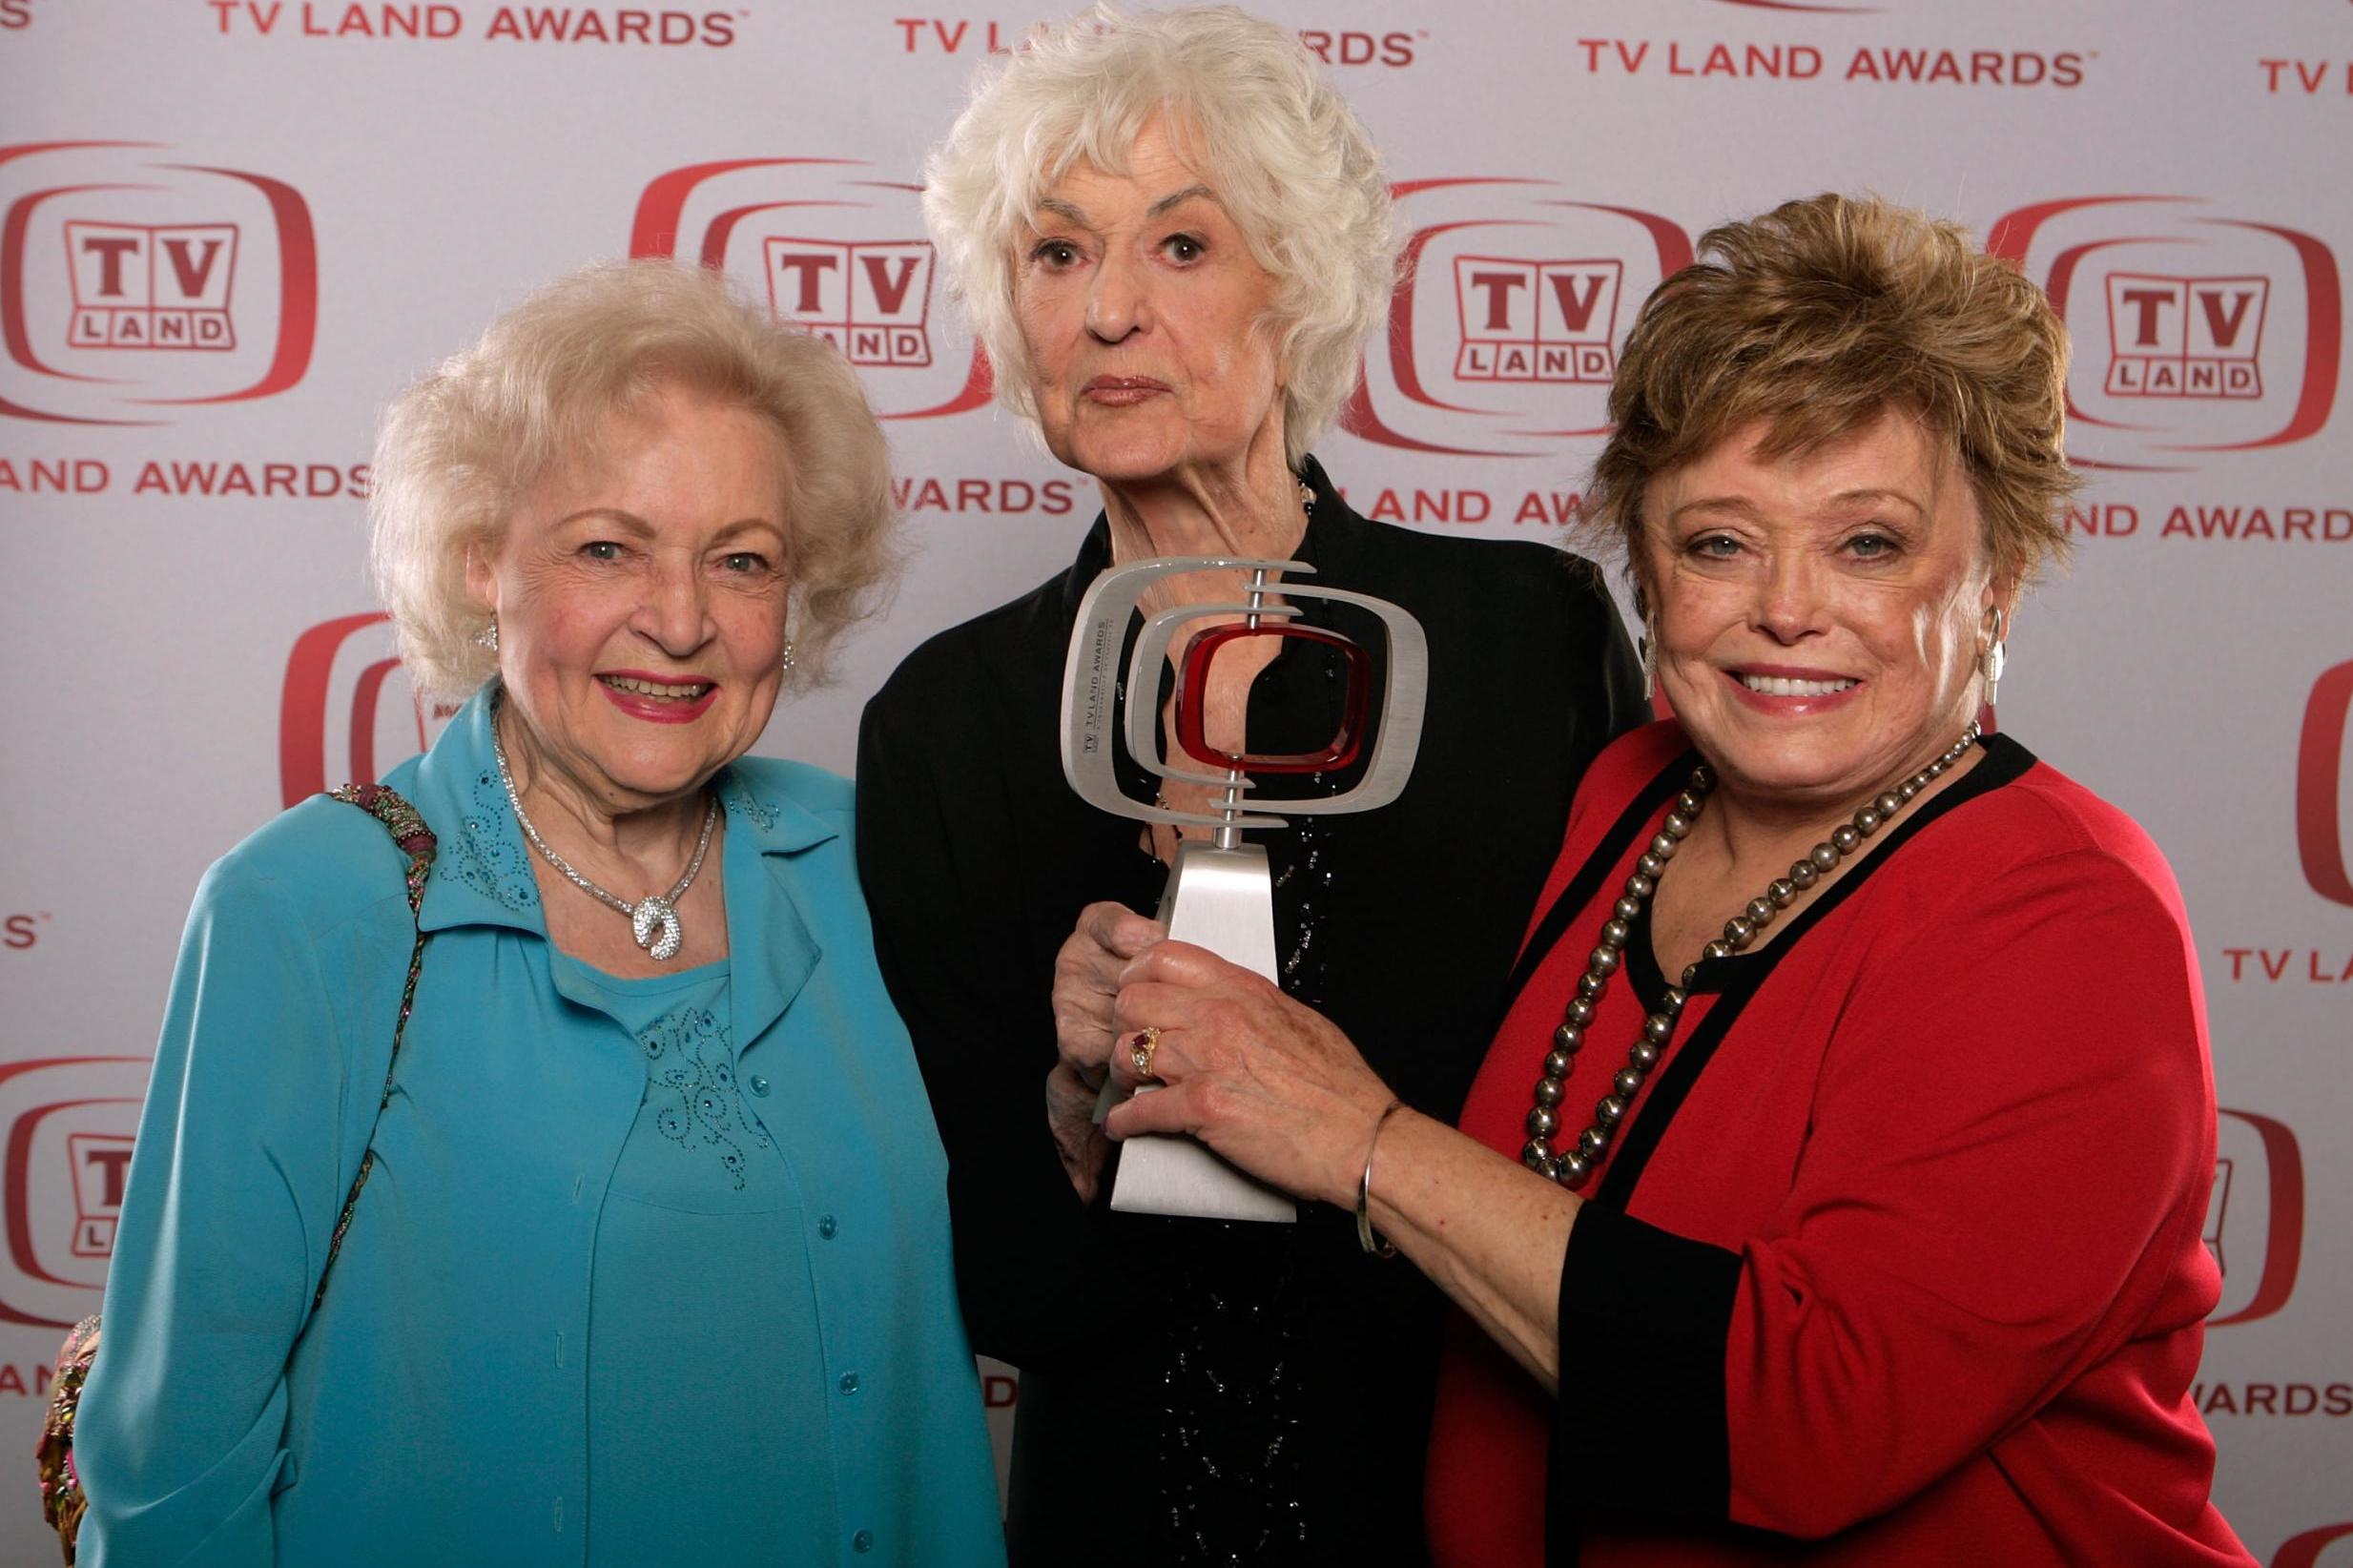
top-left (1523, 724), bottom-right (1981, 1188)
top-left (490, 700), bottom-right (717, 962)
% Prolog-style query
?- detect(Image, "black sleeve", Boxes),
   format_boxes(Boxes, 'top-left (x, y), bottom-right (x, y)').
top-left (1551, 1206), bottom-right (1743, 1528)
top-left (855, 670), bottom-right (1135, 1372)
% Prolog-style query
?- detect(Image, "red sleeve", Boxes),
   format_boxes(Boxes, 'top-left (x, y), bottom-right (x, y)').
top-left (1558, 842), bottom-right (2217, 1538)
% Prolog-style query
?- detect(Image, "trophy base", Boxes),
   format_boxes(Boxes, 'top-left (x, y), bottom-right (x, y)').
top-left (1106, 840), bottom-right (1296, 1224)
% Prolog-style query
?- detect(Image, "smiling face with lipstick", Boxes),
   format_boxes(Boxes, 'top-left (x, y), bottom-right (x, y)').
top-left (466, 381), bottom-right (795, 819)
top-left (1638, 404), bottom-right (2005, 821)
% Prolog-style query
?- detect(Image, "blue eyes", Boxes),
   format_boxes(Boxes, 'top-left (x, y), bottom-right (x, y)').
top-left (582, 540), bottom-right (621, 561)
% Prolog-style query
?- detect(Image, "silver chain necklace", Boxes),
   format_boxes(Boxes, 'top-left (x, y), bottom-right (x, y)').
top-left (1524, 723), bottom-right (1981, 1189)
top-left (490, 702), bottom-right (717, 962)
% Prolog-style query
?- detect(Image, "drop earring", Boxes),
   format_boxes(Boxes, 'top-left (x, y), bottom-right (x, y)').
top-left (1638, 632), bottom-right (1656, 705)
top-left (1980, 607), bottom-right (2007, 709)
top-left (779, 639), bottom-right (796, 674)
top-left (473, 619), bottom-right (499, 652)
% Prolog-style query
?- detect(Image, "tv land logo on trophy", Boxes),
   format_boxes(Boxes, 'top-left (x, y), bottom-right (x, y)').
top-left (1061, 558), bottom-right (1426, 1221)
top-left (0, 140), bottom-right (316, 424)
top-left (1987, 195), bottom-right (2341, 469)
top-left (279, 612), bottom-right (459, 808)
top-left (2203, 1107), bottom-right (2305, 1329)
top-left (1346, 178), bottom-right (1692, 456)
top-left (0, 1056), bottom-right (151, 1330)
top-left (2299, 659), bottom-right (2353, 907)
top-left (630, 157), bottom-right (990, 420)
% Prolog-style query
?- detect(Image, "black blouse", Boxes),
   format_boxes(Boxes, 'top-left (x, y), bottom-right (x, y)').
top-left (856, 456), bottom-right (1642, 1565)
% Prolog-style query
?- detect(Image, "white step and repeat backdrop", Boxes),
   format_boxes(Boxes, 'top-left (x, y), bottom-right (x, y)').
top-left (3, 0), bottom-right (2348, 1561)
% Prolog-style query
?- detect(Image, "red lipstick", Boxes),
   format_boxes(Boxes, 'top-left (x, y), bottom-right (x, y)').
top-left (595, 671), bottom-right (719, 724)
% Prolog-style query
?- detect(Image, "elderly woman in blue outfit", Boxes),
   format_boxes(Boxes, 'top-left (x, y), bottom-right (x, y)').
top-left (74, 259), bottom-right (1006, 1566)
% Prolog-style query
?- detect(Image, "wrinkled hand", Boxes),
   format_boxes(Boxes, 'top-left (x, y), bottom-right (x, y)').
top-left (1046, 901), bottom-right (1166, 1202)
top-left (1105, 940), bottom-right (1395, 1209)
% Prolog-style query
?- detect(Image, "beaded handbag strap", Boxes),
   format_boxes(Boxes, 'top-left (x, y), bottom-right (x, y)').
top-left (313, 783), bottom-right (437, 1315)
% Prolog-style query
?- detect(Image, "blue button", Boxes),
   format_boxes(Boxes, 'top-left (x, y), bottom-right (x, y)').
top-left (750, 1074), bottom-right (771, 1097)
top-left (817, 1214), bottom-right (838, 1240)
top-left (852, 1529), bottom-right (875, 1554)
top-left (838, 1371), bottom-right (860, 1395)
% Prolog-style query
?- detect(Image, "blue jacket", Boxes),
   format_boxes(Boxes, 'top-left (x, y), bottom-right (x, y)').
top-left (77, 689), bottom-right (1005, 1566)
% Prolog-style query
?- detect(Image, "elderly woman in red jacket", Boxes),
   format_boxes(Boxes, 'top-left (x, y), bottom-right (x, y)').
top-left (1084, 194), bottom-right (2254, 1564)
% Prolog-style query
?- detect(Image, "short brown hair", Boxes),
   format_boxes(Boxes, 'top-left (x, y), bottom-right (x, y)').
top-left (1590, 193), bottom-right (2075, 601)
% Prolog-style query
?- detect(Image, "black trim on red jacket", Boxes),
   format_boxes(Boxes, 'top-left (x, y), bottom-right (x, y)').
top-left (1517, 732), bottom-right (2037, 1558)
top-left (1598, 734), bottom-right (2037, 1208)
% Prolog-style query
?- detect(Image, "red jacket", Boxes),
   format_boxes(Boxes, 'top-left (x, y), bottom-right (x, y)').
top-left (1428, 723), bottom-right (2253, 1567)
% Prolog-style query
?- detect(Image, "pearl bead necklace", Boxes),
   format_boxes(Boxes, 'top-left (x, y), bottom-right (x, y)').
top-left (1523, 725), bottom-right (1982, 1188)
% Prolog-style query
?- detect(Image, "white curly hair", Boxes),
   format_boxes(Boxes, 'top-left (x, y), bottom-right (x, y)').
top-left (920, 4), bottom-right (1398, 467)
top-left (369, 258), bottom-right (899, 700)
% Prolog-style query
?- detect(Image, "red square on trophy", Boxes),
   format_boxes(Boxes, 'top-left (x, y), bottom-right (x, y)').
top-left (1173, 623), bottom-right (1373, 774)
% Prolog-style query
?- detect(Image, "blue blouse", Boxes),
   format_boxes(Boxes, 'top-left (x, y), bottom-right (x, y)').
top-left (76, 689), bottom-right (1005, 1567)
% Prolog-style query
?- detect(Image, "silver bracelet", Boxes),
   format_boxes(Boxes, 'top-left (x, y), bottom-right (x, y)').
top-left (1355, 1099), bottom-right (1408, 1258)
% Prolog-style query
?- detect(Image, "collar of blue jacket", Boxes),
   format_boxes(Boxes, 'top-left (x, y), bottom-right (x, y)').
top-left (410, 682), bottom-right (842, 1047)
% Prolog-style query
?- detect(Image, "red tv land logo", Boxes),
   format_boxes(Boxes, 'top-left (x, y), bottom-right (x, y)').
top-left (630, 158), bottom-right (989, 420)
top-left (0, 1056), bottom-right (151, 1329)
top-left (1452, 258), bottom-right (1622, 384)
top-left (0, 140), bottom-right (316, 424)
top-left (1988, 196), bottom-right (2341, 469)
top-left (2300, 660), bottom-right (2353, 907)
top-left (66, 221), bottom-right (237, 350)
top-left (279, 612), bottom-right (459, 808)
top-left (764, 237), bottom-right (933, 367)
top-left (2203, 1108), bottom-right (2304, 1328)
top-left (2104, 274), bottom-right (2266, 399)
top-left (1346, 179), bottom-right (1691, 457)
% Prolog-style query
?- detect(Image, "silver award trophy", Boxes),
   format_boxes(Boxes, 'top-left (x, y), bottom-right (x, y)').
top-left (1060, 557), bottom-right (1429, 1222)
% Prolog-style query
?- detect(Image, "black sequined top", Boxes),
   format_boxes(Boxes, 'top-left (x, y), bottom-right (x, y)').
top-left (857, 456), bottom-right (1643, 1566)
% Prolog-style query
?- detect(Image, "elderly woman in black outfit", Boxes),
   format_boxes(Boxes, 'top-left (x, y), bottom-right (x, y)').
top-left (855, 8), bottom-right (1641, 1563)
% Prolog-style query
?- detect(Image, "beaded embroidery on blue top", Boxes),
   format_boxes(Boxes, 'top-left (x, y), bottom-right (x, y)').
top-left (720, 779), bottom-right (778, 835)
top-left (641, 1002), bottom-right (771, 1190)
top-left (451, 769), bottom-right (543, 914)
